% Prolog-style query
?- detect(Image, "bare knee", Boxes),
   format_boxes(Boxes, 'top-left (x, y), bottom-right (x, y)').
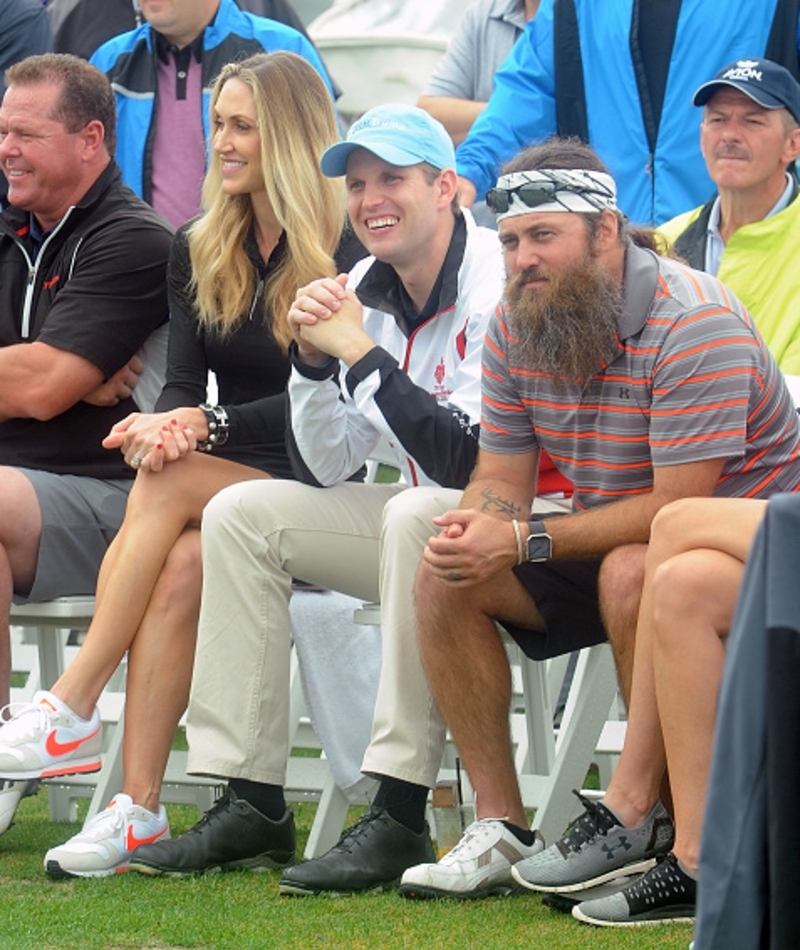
top-left (651, 550), bottom-right (737, 650)
top-left (599, 544), bottom-right (646, 703)
top-left (413, 556), bottom-right (476, 646)
top-left (414, 558), bottom-right (449, 628)
top-left (150, 529), bottom-right (202, 609)
top-left (599, 545), bottom-right (646, 646)
top-left (647, 498), bottom-right (700, 560)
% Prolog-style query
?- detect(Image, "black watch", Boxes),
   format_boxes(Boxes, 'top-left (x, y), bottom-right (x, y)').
top-left (525, 520), bottom-right (553, 562)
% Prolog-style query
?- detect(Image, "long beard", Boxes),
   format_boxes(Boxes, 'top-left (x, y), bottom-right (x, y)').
top-left (504, 254), bottom-right (624, 384)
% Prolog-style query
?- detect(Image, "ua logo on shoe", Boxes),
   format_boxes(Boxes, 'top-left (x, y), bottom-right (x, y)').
top-left (601, 836), bottom-right (632, 861)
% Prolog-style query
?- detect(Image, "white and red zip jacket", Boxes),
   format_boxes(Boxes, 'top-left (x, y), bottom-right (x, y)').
top-left (287, 210), bottom-right (503, 490)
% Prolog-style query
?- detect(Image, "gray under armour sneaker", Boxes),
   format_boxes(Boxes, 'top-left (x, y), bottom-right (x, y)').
top-left (572, 851), bottom-right (696, 927)
top-left (511, 792), bottom-right (674, 893)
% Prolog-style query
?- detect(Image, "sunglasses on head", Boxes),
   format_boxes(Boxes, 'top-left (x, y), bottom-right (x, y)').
top-left (486, 177), bottom-right (614, 214)
top-left (485, 180), bottom-right (559, 214)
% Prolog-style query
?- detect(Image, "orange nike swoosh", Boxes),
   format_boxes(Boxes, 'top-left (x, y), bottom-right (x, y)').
top-left (45, 724), bottom-right (101, 757)
top-left (126, 825), bottom-right (168, 851)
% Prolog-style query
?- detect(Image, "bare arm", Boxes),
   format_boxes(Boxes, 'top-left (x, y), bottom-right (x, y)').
top-left (425, 450), bottom-right (728, 584)
top-left (0, 341), bottom-right (105, 422)
top-left (425, 447), bottom-right (540, 582)
top-left (417, 95), bottom-right (487, 146)
top-left (545, 456), bottom-right (727, 559)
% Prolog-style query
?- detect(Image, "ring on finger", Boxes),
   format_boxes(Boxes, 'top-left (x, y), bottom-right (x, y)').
top-left (447, 571), bottom-right (463, 582)
top-left (130, 455), bottom-right (143, 468)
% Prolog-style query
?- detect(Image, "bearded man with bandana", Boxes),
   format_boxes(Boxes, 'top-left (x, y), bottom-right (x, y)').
top-left (399, 136), bottom-right (800, 910)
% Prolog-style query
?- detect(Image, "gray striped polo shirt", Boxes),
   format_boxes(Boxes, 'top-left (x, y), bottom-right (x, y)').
top-left (480, 244), bottom-right (800, 510)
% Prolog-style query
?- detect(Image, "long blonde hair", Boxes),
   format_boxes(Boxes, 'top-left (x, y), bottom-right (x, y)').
top-left (187, 52), bottom-right (344, 350)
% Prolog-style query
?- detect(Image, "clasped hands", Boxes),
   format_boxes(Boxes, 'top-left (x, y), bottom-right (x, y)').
top-left (103, 408), bottom-right (202, 473)
top-left (423, 509), bottom-right (518, 586)
top-left (289, 274), bottom-right (375, 368)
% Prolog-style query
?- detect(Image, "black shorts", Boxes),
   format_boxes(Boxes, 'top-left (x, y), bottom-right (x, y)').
top-left (499, 558), bottom-right (607, 660)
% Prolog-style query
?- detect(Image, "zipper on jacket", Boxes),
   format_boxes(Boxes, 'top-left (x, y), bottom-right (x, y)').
top-left (21, 259), bottom-right (36, 339)
top-left (18, 207), bottom-right (75, 338)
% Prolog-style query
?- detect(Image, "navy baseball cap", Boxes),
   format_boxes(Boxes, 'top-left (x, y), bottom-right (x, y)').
top-left (320, 103), bottom-right (455, 177)
top-left (693, 57), bottom-right (800, 125)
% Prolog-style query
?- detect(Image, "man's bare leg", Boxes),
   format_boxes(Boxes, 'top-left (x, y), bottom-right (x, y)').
top-left (414, 561), bottom-right (544, 828)
top-left (598, 543), bottom-right (646, 707)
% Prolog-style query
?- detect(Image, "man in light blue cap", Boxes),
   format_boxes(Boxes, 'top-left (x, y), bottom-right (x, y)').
top-left (126, 102), bottom-right (543, 889)
top-left (320, 102), bottom-right (457, 176)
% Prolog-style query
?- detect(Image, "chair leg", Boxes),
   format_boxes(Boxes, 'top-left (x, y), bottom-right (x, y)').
top-left (531, 644), bottom-right (617, 843)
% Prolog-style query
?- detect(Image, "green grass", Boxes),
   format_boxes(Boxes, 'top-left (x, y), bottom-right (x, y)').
top-left (0, 789), bottom-right (693, 950)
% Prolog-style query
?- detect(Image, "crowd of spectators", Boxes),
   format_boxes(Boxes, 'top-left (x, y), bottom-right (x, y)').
top-left (0, 0), bottom-right (799, 943)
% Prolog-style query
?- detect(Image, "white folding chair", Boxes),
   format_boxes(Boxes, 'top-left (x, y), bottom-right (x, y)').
top-left (350, 602), bottom-right (620, 846)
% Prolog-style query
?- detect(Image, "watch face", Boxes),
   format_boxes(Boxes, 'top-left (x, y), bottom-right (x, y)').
top-left (526, 534), bottom-right (551, 562)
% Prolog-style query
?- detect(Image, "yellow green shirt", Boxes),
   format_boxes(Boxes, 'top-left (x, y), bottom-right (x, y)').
top-left (660, 195), bottom-right (800, 374)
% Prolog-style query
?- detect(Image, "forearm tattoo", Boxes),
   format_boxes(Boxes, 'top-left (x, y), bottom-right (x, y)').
top-left (478, 488), bottom-right (522, 518)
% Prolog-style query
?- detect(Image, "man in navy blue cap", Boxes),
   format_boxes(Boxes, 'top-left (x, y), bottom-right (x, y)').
top-left (661, 57), bottom-right (800, 373)
top-left (126, 103), bottom-right (548, 887)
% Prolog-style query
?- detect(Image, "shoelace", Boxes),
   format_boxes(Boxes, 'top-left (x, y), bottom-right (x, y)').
top-left (0, 702), bottom-right (54, 744)
top-left (187, 791), bottom-right (234, 835)
top-left (79, 803), bottom-right (127, 842)
top-left (439, 819), bottom-right (494, 863)
top-left (559, 790), bottom-right (618, 855)
top-left (332, 809), bottom-right (390, 854)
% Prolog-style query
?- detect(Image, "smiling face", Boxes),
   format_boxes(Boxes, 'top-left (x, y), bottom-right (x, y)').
top-left (211, 77), bottom-right (264, 199)
top-left (0, 81), bottom-right (94, 229)
top-left (700, 87), bottom-right (800, 195)
top-left (344, 149), bottom-right (444, 269)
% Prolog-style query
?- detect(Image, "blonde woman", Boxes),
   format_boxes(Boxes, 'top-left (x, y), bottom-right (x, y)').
top-left (0, 51), bottom-right (347, 877)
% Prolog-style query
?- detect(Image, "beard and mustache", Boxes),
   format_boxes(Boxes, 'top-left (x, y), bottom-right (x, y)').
top-left (504, 249), bottom-right (624, 385)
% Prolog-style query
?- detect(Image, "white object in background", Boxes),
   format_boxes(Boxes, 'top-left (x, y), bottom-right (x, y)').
top-left (782, 373), bottom-right (800, 409)
top-left (309, 0), bottom-right (463, 118)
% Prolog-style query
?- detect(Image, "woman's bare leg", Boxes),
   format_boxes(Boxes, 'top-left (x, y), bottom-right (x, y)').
top-left (651, 548), bottom-right (742, 875)
top-left (49, 453), bottom-right (270, 720)
top-left (121, 528), bottom-right (202, 813)
top-left (600, 497), bottom-right (767, 829)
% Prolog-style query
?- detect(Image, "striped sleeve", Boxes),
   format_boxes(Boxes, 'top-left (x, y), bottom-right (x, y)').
top-left (480, 310), bottom-right (539, 454)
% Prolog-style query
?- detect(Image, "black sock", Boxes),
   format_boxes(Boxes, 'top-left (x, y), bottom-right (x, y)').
top-left (372, 776), bottom-right (428, 835)
top-left (501, 820), bottom-right (536, 847)
top-left (229, 778), bottom-right (286, 822)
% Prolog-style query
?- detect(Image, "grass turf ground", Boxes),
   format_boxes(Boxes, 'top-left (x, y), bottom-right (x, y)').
top-left (0, 788), bottom-right (693, 950)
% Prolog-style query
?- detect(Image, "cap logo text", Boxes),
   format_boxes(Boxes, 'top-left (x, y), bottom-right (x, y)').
top-left (723, 61), bottom-right (763, 83)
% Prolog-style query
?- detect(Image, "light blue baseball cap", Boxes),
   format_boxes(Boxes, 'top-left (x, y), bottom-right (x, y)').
top-left (320, 103), bottom-right (456, 177)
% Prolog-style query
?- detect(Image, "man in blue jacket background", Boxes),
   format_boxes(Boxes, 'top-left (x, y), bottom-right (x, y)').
top-left (90, 0), bottom-right (336, 228)
top-left (456, 0), bottom-right (800, 225)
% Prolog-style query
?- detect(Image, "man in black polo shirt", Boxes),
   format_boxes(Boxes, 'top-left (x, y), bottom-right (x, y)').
top-left (0, 53), bottom-right (171, 833)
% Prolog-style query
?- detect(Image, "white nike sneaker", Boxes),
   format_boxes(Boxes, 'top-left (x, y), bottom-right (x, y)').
top-left (399, 818), bottom-right (545, 899)
top-left (0, 777), bottom-right (38, 834)
top-left (0, 690), bottom-right (102, 780)
top-left (45, 793), bottom-right (170, 878)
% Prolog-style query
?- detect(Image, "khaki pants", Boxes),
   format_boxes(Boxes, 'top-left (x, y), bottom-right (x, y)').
top-left (186, 481), bottom-right (459, 788)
